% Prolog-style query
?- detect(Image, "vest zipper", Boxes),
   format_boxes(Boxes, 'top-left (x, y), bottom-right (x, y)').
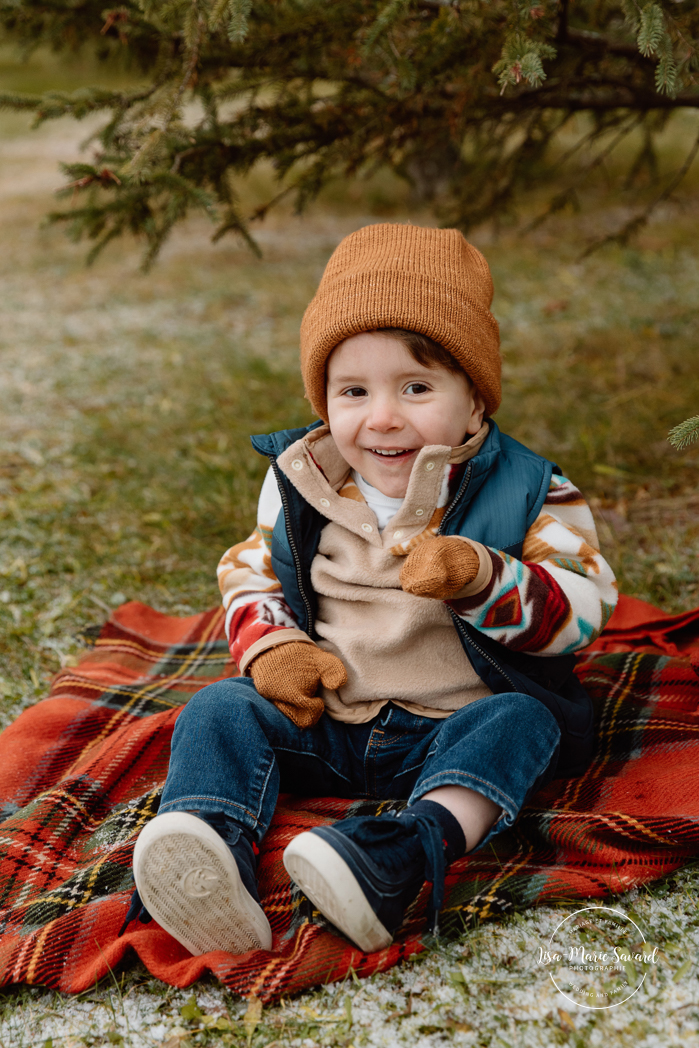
top-left (269, 457), bottom-right (315, 636)
top-left (437, 461), bottom-right (473, 535)
top-left (447, 608), bottom-right (518, 692)
top-left (438, 461), bottom-right (518, 692)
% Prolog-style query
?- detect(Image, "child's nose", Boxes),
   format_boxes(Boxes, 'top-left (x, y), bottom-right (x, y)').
top-left (365, 396), bottom-right (403, 432)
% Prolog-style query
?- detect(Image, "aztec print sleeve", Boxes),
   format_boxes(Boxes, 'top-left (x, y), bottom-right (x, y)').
top-left (449, 475), bottom-right (618, 655)
top-left (217, 468), bottom-right (312, 672)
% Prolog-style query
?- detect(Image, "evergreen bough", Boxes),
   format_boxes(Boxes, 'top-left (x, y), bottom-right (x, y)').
top-left (668, 416), bottom-right (699, 450)
top-left (1, 0), bottom-right (698, 266)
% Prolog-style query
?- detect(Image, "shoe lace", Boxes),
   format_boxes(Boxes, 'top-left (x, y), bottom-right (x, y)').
top-left (118, 888), bottom-right (152, 935)
top-left (396, 810), bottom-right (447, 936)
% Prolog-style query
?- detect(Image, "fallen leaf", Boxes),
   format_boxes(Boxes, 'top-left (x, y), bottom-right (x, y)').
top-left (202, 1014), bottom-right (233, 1029)
top-left (180, 994), bottom-right (203, 1022)
top-left (244, 995), bottom-right (263, 1044)
top-left (558, 1008), bottom-right (576, 1031)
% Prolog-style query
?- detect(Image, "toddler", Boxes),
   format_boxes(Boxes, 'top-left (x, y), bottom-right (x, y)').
top-left (131, 224), bottom-right (617, 956)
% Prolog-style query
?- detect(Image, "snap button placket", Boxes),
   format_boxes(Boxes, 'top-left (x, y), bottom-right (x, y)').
top-left (425, 461), bottom-right (435, 471)
top-left (361, 523), bottom-right (373, 533)
top-left (393, 530), bottom-right (403, 539)
top-left (291, 459), bottom-right (303, 471)
top-left (415, 508), bottom-right (425, 517)
top-left (320, 497), bottom-right (330, 508)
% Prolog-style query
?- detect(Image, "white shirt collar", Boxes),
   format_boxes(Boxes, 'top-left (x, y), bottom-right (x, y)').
top-left (351, 470), bottom-right (405, 531)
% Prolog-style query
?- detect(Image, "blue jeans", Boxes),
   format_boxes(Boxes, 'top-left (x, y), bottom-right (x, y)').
top-left (160, 678), bottom-right (561, 852)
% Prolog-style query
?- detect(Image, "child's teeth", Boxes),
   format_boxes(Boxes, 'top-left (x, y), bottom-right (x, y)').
top-left (373, 449), bottom-right (406, 456)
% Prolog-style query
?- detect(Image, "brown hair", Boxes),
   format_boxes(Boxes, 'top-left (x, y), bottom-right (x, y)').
top-left (376, 328), bottom-right (470, 380)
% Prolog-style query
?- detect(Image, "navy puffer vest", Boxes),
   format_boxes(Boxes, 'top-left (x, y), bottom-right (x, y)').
top-left (251, 420), bottom-right (594, 778)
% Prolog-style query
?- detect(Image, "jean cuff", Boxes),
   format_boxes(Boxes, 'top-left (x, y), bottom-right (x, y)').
top-left (158, 796), bottom-right (261, 840)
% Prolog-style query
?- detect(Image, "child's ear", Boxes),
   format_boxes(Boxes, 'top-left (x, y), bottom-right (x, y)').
top-left (466, 387), bottom-right (486, 435)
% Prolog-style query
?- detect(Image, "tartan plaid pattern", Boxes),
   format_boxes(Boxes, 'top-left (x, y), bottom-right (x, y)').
top-left (0, 599), bottom-right (697, 999)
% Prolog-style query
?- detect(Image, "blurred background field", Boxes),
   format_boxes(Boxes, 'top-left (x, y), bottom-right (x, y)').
top-left (0, 45), bottom-right (699, 1048)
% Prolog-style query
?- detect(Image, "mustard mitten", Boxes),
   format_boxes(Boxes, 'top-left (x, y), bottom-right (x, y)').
top-left (399, 536), bottom-right (481, 600)
top-left (249, 642), bottom-right (348, 729)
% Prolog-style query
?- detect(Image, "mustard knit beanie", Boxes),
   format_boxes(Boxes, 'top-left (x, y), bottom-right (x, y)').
top-left (300, 223), bottom-right (501, 420)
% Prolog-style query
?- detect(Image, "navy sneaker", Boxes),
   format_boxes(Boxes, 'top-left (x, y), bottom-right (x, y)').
top-left (283, 804), bottom-right (463, 952)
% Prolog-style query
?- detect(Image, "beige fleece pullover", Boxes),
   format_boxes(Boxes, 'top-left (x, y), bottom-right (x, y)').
top-left (274, 425), bottom-right (492, 721)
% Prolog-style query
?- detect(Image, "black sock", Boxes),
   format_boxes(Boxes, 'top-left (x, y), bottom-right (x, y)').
top-left (404, 799), bottom-right (466, 862)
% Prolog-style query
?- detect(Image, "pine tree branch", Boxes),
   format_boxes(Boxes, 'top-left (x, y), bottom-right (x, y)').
top-left (0, 85), bottom-right (160, 121)
top-left (580, 128), bottom-right (699, 256)
top-left (513, 83), bottom-right (699, 110)
top-left (668, 416), bottom-right (699, 450)
top-left (423, 0), bottom-right (656, 60)
top-left (424, 0), bottom-right (690, 94)
top-left (3, 0), bottom-right (698, 263)
top-left (563, 27), bottom-right (656, 60)
top-left (169, 9), bottom-right (206, 122)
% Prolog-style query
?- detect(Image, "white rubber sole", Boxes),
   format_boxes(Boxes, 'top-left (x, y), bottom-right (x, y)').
top-left (283, 831), bottom-right (392, 953)
top-left (133, 811), bottom-right (272, 956)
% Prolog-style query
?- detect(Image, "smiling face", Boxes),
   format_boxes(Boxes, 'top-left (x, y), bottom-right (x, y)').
top-left (325, 332), bottom-right (485, 498)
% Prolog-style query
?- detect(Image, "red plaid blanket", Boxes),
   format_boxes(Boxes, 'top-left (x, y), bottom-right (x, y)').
top-left (0, 595), bottom-right (697, 999)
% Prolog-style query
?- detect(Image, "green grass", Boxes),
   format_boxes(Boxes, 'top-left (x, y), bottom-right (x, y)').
top-left (0, 54), bottom-right (698, 1045)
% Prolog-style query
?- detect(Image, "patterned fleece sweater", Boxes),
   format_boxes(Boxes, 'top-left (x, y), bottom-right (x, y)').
top-left (218, 422), bottom-right (618, 722)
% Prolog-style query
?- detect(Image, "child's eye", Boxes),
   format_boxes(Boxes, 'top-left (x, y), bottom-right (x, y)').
top-left (405, 382), bottom-right (430, 395)
top-left (343, 387), bottom-right (367, 398)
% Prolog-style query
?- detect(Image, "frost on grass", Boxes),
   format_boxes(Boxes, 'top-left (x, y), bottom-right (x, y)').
top-left (2, 868), bottom-right (699, 1047)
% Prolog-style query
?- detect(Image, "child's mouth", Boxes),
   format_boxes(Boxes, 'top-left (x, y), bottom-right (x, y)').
top-left (367, 448), bottom-right (415, 460)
